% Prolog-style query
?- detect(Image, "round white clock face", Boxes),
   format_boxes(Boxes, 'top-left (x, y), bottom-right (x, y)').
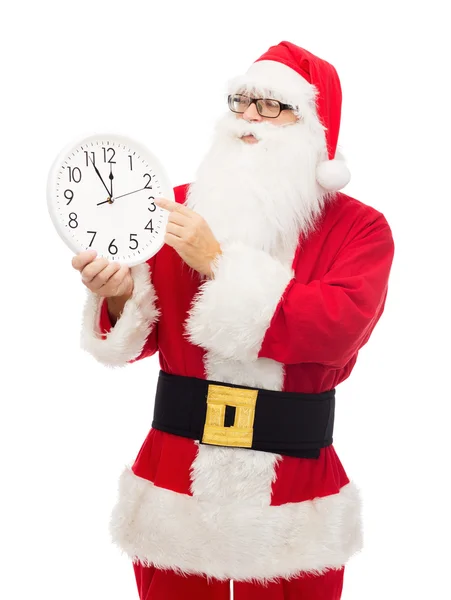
top-left (47, 133), bottom-right (173, 267)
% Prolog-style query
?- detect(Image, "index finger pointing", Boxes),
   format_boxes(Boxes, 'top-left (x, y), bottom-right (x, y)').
top-left (155, 197), bottom-right (193, 217)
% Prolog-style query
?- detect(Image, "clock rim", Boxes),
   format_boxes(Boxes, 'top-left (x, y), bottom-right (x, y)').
top-left (47, 132), bottom-right (175, 267)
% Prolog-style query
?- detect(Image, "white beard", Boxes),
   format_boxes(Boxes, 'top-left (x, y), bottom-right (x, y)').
top-left (186, 112), bottom-right (331, 260)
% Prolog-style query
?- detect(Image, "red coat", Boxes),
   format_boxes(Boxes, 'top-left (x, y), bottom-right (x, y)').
top-left (82, 183), bottom-right (395, 582)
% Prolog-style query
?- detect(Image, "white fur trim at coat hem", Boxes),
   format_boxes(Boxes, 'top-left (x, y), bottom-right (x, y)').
top-left (80, 262), bottom-right (160, 367)
top-left (184, 241), bottom-right (293, 362)
top-left (109, 466), bottom-right (363, 582)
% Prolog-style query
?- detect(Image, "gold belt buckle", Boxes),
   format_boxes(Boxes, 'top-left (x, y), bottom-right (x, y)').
top-left (202, 384), bottom-right (258, 448)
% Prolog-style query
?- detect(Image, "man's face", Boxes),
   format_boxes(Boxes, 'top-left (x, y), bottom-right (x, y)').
top-left (234, 96), bottom-right (298, 144)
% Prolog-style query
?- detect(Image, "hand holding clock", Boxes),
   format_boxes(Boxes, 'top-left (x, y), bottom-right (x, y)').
top-left (70, 199), bottom-right (221, 325)
top-left (72, 199), bottom-right (220, 295)
top-left (72, 249), bottom-right (134, 311)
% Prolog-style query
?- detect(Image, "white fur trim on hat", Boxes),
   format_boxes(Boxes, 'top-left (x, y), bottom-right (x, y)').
top-left (316, 159), bottom-right (351, 192)
top-left (229, 59), bottom-right (318, 115)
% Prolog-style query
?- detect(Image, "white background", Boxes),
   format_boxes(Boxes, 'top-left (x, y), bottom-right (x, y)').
top-left (1, 1), bottom-right (449, 599)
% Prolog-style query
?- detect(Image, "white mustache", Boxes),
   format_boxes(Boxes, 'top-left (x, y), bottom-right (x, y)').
top-left (216, 113), bottom-right (294, 143)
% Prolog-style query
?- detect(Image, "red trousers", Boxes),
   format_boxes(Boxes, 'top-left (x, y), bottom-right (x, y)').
top-left (133, 563), bottom-right (345, 600)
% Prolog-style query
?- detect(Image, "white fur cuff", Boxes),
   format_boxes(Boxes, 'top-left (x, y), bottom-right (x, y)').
top-left (81, 262), bottom-right (160, 367)
top-left (185, 242), bottom-right (293, 362)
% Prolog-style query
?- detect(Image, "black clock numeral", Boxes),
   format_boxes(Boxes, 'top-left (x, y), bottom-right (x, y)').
top-left (102, 147), bottom-right (116, 164)
top-left (108, 239), bottom-right (118, 255)
top-left (84, 151), bottom-right (95, 167)
top-left (148, 199), bottom-right (156, 212)
top-left (64, 189), bottom-right (74, 205)
top-left (68, 166), bottom-right (82, 183)
top-left (145, 218), bottom-right (154, 233)
top-left (68, 212), bottom-right (78, 228)
top-left (128, 155), bottom-right (133, 171)
top-left (87, 231), bottom-right (97, 247)
top-left (143, 173), bottom-right (152, 189)
top-left (129, 234), bottom-right (138, 250)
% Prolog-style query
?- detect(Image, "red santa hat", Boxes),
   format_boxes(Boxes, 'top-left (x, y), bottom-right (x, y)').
top-left (228, 41), bottom-right (351, 192)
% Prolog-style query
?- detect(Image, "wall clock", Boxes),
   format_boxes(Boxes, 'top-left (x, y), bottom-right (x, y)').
top-left (47, 133), bottom-right (173, 266)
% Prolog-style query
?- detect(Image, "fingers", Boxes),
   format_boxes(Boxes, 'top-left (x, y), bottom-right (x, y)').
top-left (166, 222), bottom-right (184, 239)
top-left (96, 265), bottom-right (133, 297)
top-left (87, 262), bottom-right (121, 291)
top-left (164, 232), bottom-right (181, 249)
top-left (168, 210), bottom-right (189, 226)
top-left (71, 249), bottom-right (98, 272)
top-left (80, 257), bottom-right (111, 283)
top-left (155, 197), bottom-right (193, 217)
top-left (82, 263), bottom-right (133, 297)
top-left (111, 266), bottom-right (134, 297)
top-left (73, 250), bottom-right (133, 298)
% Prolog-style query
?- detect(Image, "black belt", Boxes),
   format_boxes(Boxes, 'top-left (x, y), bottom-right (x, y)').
top-left (152, 370), bottom-right (335, 459)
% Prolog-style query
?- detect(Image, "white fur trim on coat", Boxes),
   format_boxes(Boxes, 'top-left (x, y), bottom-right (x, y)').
top-left (184, 241), bottom-right (293, 362)
top-left (81, 262), bottom-right (160, 367)
top-left (109, 464), bottom-right (363, 582)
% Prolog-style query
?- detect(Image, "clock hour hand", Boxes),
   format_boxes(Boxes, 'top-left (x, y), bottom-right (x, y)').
top-left (89, 156), bottom-right (111, 198)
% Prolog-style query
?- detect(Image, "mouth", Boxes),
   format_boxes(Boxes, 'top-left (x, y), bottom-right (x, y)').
top-left (240, 133), bottom-right (259, 144)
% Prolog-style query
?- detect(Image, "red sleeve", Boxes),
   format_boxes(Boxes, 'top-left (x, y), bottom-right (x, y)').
top-left (98, 297), bottom-right (113, 336)
top-left (257, 214), bottom-right (395, 368)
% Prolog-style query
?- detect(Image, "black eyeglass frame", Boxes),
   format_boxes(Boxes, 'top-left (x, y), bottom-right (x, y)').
top-left (228, 93), bottom-right (295, 118)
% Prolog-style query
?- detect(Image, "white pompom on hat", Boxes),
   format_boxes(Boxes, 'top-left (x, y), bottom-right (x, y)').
top-left (229, 41), bottom-right (351, 192)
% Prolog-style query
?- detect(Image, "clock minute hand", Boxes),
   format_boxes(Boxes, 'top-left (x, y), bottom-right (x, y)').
top-left (111, 187), bottom-right (147, 201)
top-left (89, 156), bottom-right (111, 198)
top-left (109, 163), bottom-right (114, 198)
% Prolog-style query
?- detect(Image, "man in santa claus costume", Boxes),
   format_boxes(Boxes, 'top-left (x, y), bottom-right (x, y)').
top-left (72, 41), bottom-right (395, 599)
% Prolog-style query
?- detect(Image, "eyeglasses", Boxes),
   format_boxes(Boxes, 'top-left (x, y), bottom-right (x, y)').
top-left (228, 93), bottom-right (295, 118)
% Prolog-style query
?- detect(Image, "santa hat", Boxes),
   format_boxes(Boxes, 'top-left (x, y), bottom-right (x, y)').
top-left (228, 41), bottom-right (351, 192)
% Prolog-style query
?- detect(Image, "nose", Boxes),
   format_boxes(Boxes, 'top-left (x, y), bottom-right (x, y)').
top-left (242, 101), bottom-right (263, 122)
